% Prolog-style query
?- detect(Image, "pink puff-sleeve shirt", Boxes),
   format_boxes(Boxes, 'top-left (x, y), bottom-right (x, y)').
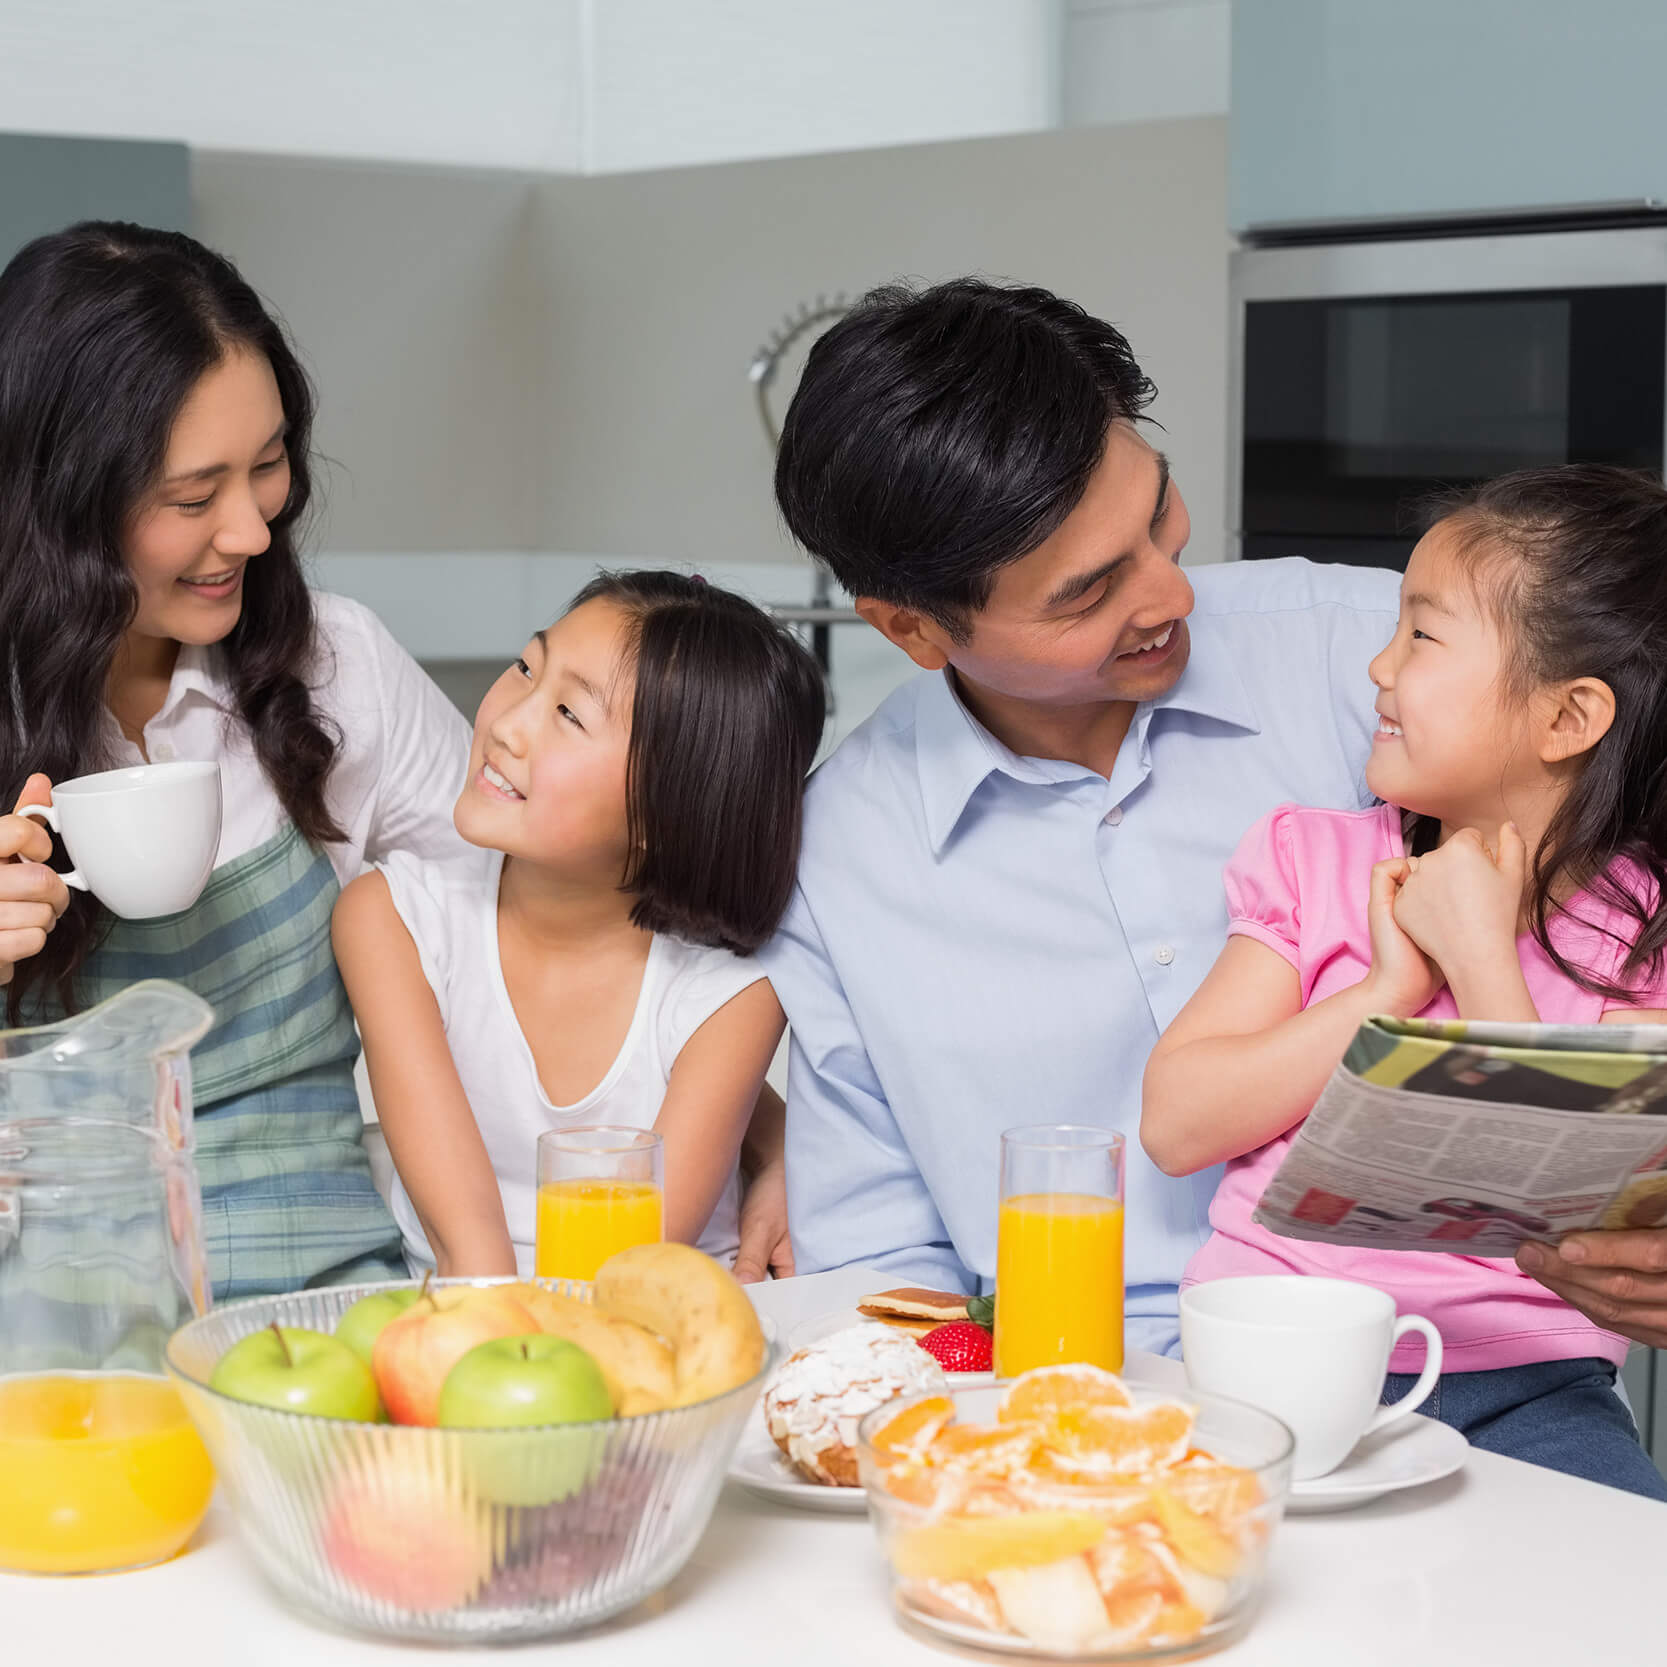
top-left (1183, 803), bottom-right (1657, 1373)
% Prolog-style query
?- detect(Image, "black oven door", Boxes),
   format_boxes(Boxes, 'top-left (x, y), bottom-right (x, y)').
top-left (1240, 286), bottom-right (1666, 569)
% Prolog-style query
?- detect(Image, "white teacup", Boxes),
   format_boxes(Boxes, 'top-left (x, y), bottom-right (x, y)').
top-left (19, 762), bottom-right (222, 920)
top-left (1180, 1275), bottom-right (1442, 1481)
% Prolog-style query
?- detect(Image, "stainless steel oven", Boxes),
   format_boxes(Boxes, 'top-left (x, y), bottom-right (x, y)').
top-left (1228, 225), bottom-right (1667, 569)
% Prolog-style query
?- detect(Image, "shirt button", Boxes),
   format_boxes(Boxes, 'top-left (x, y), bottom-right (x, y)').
top-left (1104, 806), bottom-right (1123, 826)
top-left (1154, 945), bottom-right (1175, 966)
top-left (152, 742), bottom-right (175, 761)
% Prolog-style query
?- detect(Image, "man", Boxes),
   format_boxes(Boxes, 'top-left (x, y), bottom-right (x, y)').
top-left (757, 278), bottom-right (1398, 1354)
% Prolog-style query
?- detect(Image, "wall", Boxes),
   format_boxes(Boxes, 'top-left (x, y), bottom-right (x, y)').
top-left (583, 0), bottom-right (1061, 172)
top-left (1064, 0), bottom-right (1230, 126)
top-left (533, 118), bottom-right (1231, 571)
top-left (0, 2), bottom-right (587, 171)
top-left (3, 1), bottom-right (1057, 175)
top-left (192, 153), bottom-right (546, 557)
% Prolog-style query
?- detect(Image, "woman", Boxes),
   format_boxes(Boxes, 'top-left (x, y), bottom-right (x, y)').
top-left (0, 222), bottom-right (790, 1297)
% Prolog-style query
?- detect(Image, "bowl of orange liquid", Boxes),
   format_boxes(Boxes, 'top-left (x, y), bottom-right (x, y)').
top-left (858, 1371), bottom-right (1293, 1661)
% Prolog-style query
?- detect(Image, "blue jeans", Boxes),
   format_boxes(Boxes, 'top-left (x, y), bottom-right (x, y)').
top-left (1380, 1356), bottom-right (1667, 1503)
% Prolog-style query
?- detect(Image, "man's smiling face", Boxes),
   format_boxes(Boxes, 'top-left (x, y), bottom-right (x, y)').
top-left (938, 422), bottom-right (1195, 709)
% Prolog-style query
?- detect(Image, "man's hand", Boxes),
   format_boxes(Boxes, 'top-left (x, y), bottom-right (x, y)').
top-left (1517, 1230), bottom-right (1667, 1347)
top-left (733, 1158), bottom-right (794, 1283)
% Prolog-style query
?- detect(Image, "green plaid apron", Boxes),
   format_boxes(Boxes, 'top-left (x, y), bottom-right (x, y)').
top-left (23, 823), bottom-right (403, 1300)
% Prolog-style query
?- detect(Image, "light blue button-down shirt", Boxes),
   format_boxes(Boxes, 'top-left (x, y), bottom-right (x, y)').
top-left (759, 557), bottom-right (1400, 1353)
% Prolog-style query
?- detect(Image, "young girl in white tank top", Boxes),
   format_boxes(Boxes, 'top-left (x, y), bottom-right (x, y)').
top-left (333, 571), bottom-right (824, 1278)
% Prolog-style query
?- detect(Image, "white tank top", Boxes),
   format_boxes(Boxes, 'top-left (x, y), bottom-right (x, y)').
top-left (379, 845), bottom-right (764, 1275)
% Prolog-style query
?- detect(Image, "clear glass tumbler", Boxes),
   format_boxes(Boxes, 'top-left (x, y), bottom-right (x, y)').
top-left (534, 1126), bottom-right (664, 1283)
top-left (993, 1123), bottom-right (1126, 1378)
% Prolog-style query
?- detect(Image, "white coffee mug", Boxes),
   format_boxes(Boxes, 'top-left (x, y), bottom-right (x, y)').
top-left (18, 762), bottom-right (222, 920)
top-left (1180, 1275), bottom-right (1442, 1481)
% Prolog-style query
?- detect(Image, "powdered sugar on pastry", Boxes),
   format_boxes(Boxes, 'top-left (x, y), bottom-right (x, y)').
top-left (763, 1323), bottom-right (949, 1486)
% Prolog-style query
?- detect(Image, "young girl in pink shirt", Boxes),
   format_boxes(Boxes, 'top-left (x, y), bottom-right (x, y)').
top-left (1142, 465), bottom-right (1667, 1500)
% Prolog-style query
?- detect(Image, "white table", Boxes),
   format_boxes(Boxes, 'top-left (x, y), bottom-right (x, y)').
top-left (9, 1267), bottom-right (1665, 1665)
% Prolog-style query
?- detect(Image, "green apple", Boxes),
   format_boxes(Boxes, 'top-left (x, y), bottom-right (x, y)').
top-left (211, 1323), bottom-right (382, 1422)
top-left (438, 1334), bottom-right (613, 1428)
top-left (334, 1287), bottom-right (423, 1368)
top-left (438, 1335), bottom-right (614, 1507)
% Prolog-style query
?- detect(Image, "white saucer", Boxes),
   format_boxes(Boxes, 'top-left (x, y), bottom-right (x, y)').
top-left (727, 1414), bottom-right (872, 1512)
top-left (1286, 1416), bottom-right (1468, 1513)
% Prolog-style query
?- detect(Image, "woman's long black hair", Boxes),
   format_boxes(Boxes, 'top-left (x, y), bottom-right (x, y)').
top-left (0, 221), bottom-right (344, 1021)
top-left (1430, 465), bottom-right (1667, 1003)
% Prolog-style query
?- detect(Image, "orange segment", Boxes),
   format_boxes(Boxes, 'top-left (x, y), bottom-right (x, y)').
top-left (884, 1464), bottom-right (971, 1513)
top-left (1167, 1457), bottom-right (1265, 1529)
top-left (870, 1394), bottom-right (955, 1461)
top-left (1011, 1469), bottom-right (1154, 1524)
top-left (1098, 1585), bottom-right (1166, 1648)
top-left (1046, 1399), bottom-right (1196, 1478)
top-left (892, 1510), bottom-right (1109, 1582)
top-left (999, 1364), bottom-right (1132, 1425)
top-left (931, 1420), bottom-right (1043, 1476)
top-left (1150, 1598), bottom-right (1209, 1643)
top-left (1150, 1486), bottom-right (1243, 1578)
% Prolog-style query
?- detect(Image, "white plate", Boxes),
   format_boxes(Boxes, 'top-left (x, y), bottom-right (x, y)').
top-left (727, 1413), bottom-right (872, 1512)
top-left (1286, 1415), bottom-right (1468, 1513)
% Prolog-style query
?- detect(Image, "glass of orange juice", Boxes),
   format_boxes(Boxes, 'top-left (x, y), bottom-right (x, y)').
top-left (535, 1125), bottom-right (664, 1282)
top-left (993, 1124), bottom-right (1125, 1378)
top-left (0, 1119), bottom-right (215, 1574)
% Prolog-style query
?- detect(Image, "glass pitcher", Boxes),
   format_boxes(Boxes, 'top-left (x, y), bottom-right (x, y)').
top-left (0, 981), bottom-right (217, 1575)
top-left (0, 979), bottom-right (213, 1149)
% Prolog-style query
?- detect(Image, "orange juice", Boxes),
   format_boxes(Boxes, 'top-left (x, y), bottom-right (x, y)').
top-left (534, 1178), bottom-right (664, 1281)
top-left (994, 1192), bottom-right (1124, 1377)
top-left (0, 1373), bottom-right (214, 1574)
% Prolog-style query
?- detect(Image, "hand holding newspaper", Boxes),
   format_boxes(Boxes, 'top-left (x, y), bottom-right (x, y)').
top-left (1252, 1015), bottom-right (1667, 1255)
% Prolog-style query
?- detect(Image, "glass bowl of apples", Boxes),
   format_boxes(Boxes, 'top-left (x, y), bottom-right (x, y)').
top-left (164, 1256), bottom-right (772, 1644)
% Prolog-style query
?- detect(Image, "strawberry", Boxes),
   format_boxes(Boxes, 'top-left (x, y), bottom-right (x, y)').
top-left (918, 1321), bottom-right (993, 1373)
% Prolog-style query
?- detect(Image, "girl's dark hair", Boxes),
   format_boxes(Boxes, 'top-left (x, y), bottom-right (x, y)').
top-left (774, 278), bottom-right (1157, 641)
top-left (1427, 464), bottom-right (1667, 1002)
top-left (565, 570), bottom-right (825, 955)
top-left (0, 221), bottom-right (344, 1021)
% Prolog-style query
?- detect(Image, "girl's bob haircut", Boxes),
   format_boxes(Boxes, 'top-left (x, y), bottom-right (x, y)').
top-left (567, 570), bottom-right (825, 955)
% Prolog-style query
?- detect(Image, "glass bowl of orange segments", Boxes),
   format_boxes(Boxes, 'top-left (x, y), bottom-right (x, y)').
top-left (856, 1367), bottom-right (1294, 1661)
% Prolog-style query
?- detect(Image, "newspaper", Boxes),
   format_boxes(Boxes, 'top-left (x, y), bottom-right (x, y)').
top-left (1252, 1015), bottom-right (1667, 1254)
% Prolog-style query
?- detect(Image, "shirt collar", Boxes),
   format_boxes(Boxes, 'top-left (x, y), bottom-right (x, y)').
top-left (157, 641), bottom-right (235, 720)
top-left (1148, 619), bottom-right (1261, 734)
top-left (914, 623), bottom-right (1262, 856)
top-left (915, 670), bottom-right (1094, 857)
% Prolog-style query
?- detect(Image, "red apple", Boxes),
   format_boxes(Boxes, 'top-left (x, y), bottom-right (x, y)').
top-left (322, 1458), bottom-right (495, 1612)
top-left (372, 1283), bottom-right (539, 1427)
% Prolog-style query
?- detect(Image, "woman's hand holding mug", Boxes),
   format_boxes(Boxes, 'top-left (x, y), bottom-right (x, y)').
top-left (0, 774), bottom-right (71, 986)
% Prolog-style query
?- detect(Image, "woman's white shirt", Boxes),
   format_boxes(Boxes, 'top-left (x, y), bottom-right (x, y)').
top-left (97, 591), bottom-right (472, 882)
top-left (379, 844), bottom-right (766, 1277)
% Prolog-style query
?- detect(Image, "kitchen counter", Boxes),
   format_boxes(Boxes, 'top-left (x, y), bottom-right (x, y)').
top-left (10, 1267), bottom-right (1664, 1665)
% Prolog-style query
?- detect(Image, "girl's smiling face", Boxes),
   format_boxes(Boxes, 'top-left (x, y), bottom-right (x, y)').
top-left (1366, 523), bottom-right (1547, 826)
top-left (454, 599), bottom-right (636, 875)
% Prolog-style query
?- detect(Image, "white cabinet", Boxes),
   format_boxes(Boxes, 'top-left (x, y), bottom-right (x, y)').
top-left (1230, 0), bottom-right (1667, 233)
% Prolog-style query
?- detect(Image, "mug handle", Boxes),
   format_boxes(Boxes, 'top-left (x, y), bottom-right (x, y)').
top-left (1365, 1314), bottom-right (1443, 1438)
top-left (14, 802), bottom-right (89, 893)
